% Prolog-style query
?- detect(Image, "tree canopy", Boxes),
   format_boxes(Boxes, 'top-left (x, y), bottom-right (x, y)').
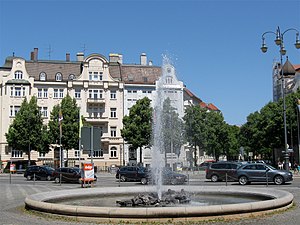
top-left (121, 97), bottom-right (152, 165)
top-left (5, 96), bottom-right (46, 164)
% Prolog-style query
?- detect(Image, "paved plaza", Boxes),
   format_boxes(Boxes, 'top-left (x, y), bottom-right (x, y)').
top-left (0, 172), bottom-right (300, 225)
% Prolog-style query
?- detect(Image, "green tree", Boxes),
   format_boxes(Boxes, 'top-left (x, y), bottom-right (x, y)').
top-left (183, 105), bottom-right (208, 167)
top-left (205, 110), bottom-right (232, 161)
top-left (48, 94), bottom-right (80, 166)
top-left (161, 98), bottom-right (185, 166)
top-left (5, 96), bottom-right (44, 165)
top-left (121, 97), bottom-right (152, 165)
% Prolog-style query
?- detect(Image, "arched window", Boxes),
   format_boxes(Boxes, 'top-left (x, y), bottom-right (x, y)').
top-left (39, 72), bottom-right (46, 81)
top-left (110, 147), bottom-right (117, 158)
top-left (55, 72), bottom-right (62, 81)
top-left (14, 71), bottom-right (23, 79)
top-left (68, 74), bottom-right (75, 80)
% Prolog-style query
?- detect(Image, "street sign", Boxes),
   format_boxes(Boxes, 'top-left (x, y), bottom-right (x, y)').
top-left (81, 126), bottom-right (101, 151)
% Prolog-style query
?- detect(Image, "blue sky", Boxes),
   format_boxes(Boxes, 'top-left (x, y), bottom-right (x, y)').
top-left (1, 0), bottom-right (300, 125)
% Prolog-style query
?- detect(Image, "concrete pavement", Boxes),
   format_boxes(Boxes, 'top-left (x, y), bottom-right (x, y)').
top-left (0, 172), bottom-right (300, 224)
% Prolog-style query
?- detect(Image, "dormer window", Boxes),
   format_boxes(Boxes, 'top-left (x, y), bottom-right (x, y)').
top-left (14, 71), bottom-right (23, 79)
top-left (68, 74), bottom-right (75, 80)
top-left (55, 72), bottom-right (62, 81)
top-left (39, 72), bottom-right (46, 81)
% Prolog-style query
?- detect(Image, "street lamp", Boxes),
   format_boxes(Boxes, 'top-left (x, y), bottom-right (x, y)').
top-left (261, 26), bottom-right (300, 171)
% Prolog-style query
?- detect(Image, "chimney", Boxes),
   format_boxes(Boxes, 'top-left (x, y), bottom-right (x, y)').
top-left (66, 53), bottom-right (70, 62)
top-left (109, 53), bottom-right (123, 64)
top-left (30, 52), bottom-right (34, 60)
top-left (76, 52), bottom-right (84, 61)
top-left (140, 53), bottom-right (147, 65)
top-left (33, 48), bottom-right (38, 61)
top-left (149, 60), bottom-right (153, 66)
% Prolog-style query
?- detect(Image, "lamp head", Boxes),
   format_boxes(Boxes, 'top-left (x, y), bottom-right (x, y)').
top-left (261, 45), bottom-right (268, 53)
top-left (280, 45), bottom-right (286, 55)
top-left (295, 33), bottom-right (300, 49)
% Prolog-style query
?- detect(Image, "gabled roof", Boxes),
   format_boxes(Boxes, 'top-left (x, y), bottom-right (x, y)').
top-left (109, 64), bottom-right (161, 84)
top-left (200, 102), bottom-right (219, 111)
top-left (184, 88), bottom-right (202, 102)
top-left (282, 59), bottom-right (296, 76)
top-left (294, 64), bottom-right (300, 71)
top-left (25, 60), bottom-right (82, 81)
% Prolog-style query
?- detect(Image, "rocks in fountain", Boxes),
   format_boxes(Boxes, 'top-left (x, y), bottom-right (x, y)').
top-left (116, 189), bottom-right (190, 207)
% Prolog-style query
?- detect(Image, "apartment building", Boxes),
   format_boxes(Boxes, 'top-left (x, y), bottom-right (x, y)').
top-left (0, 49), bottom-right (124, 170)
top-left (0, 49), bottom-right (219, 171)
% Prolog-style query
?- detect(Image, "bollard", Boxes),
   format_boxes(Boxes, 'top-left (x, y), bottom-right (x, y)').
top-left (225, 173), bottom-right (228, 186)
top-left (266, 170), bottom-right (269, 187)
top-left (60, 173), bottom-right (62, 186)
top-left (33, 173), bottom-right (35, 185)
top-left (9, 172), bottom-right (12, 184)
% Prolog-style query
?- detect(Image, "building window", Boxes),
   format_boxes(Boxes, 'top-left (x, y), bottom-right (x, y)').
top-left (44, 88), bottom-right (48, 98)
top-left (11, 150), bottom-right (23, 158)
top-left (54, 89), bottom-right (64, 98)
top-left (74, 150), bottom-right (80, 158)
top-left (110, 108), bottom-right (117, 118)
top-left (110, 147), bottom-right (117, 158)
top-left (68, 74), bottom-right (75, 80)
top-left (110, 90), bottom-right (116, 99)
top-left (75, 89), bottom-right (81, 99)
top-left (39, 107), bottom-right (48, 117)
top-left (110, 127), bottom-right (117, 137)
top-left (10, 105), bottom-right (20, 116)
top-left (90, 149), bottom-right (103, 158)
top-left (10, 86), bottom-right (25, 97)
top-left (89, 71), bottom-right (103, 81)
top-left (88, 89), bottom-right (103, 99)
top-left (37, 88), bottom-right (48, 98)
top-left (55, 72), bottom-right (62, 81)
top-left (39, 152), bottom-right (46, 158)
top-left (14, 71), bottom-right (23, 79)
top-left (39, 72), bottom-right (46, 81)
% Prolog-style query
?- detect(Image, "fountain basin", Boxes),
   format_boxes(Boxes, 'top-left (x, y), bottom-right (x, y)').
top-left (25, 186), bottom-right (293, 222)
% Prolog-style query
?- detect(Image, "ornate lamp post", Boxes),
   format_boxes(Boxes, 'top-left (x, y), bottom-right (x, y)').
top-left (261, 26), bottom-right (300, 171)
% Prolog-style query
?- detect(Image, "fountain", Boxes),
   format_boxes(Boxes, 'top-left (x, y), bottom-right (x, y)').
top-left (24, 56), bottom-right (294, 223)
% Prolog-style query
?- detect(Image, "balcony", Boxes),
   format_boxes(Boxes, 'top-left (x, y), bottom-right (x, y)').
top-left (87, 98), bottom-right (105, 105)
top-left (85, 115), bottom-right (109, 124)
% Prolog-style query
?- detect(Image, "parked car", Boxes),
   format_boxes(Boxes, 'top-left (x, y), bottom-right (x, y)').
top-left (116, 166), bottom-right (149, 184)
top-left (142, 167), bottom-right (188, 185)
top-left (205, 161), bottom-right (240, 182)
top-left (159, 168), bottom-right (187, 185)
top-left (236, 163), bottom-right (293, 185)
top-left (53, 167), bottom-right (97, 184)
top-left (24, 165), bottom-right (55, 181)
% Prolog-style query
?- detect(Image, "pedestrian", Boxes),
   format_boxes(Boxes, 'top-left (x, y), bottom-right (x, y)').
top-left (278, 161), bottom-right (283, 170)
top-left (294, 162), bottom-right (299, 174)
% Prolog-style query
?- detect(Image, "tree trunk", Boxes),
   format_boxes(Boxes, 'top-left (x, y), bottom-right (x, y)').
top-left (28, 143), bottom-right (31, 166)
top-left (139, 146), bottom-right (143, 166)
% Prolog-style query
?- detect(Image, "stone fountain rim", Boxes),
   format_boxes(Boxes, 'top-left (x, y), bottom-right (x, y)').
top-left (25, 185), bottom-right (293, 219)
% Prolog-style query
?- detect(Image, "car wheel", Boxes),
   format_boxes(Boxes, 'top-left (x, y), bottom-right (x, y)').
top-left (46, 175), bottom-right (51, 181)
top-left (141, 178), bottom-right (148, 185)
top-left (274, 175), bottom-right (284, 185)
top-left (120, 175), bottom-right (126, 182)
top-left (211, 175), bottom-right (218, 182)
top-left (26, 175), bottom-right (31, 181)
top-left (239, 176), bottom-right (248, 185)
top-left (54, 177), bottom-right (60, 183)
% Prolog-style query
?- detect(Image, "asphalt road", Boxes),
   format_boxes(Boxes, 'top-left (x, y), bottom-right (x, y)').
top-left (0, 171), bottom-right (300, 225)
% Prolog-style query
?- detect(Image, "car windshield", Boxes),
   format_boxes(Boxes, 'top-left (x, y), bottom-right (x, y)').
top-left (43, 166), bottom-right (54, 171)
top-left (266, 165), bottom-right (276, 170)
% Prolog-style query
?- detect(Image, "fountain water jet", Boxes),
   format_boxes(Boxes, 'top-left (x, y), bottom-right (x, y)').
top-left (151, 55), bottom-right (184, 199)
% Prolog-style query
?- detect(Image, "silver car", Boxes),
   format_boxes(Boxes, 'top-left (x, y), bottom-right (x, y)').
top-left (237, 163), bottom-right (293, 185)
